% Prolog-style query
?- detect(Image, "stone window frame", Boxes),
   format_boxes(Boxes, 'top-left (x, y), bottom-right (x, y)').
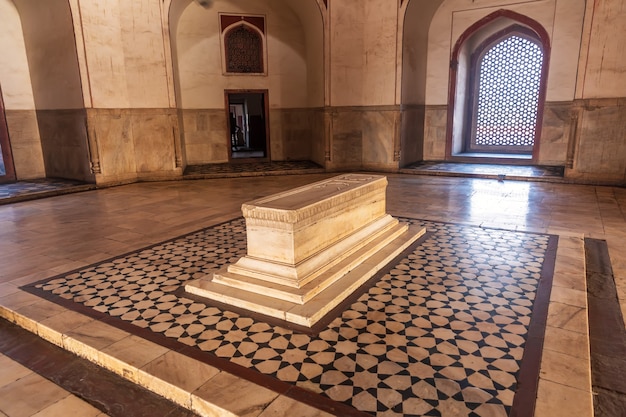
top-left (445, 9), bottom-right (551, 162)
top-left (220, 14), bottom-right (267, 76)
top-left (466, 25), bottom-right (544, 154)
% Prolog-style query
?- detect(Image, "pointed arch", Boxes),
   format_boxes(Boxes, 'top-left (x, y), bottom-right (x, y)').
top-left (445, 9), bottom-right (551, 164)
top-left (222, 18), bottom-right (266, 75)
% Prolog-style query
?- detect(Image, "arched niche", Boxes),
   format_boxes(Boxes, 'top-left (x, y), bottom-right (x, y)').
top-left (11, 0), bottom-right (92, 182)
top-left (399, 0), bottom-right (443, 167)
top-left (1, 0), bottom-right (89, 181)
top-left (168, 0), bottom-right (325, 166)
top-left (446, 9), bottom-right (551, 164)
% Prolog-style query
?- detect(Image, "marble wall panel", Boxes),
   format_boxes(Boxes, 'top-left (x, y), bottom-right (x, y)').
top-left (87, 108), bottom-right (181, 185)
top-left (269, 108), bottom-right (324, 161)
top-left (37, 109), bottom-right (94, 182)
top-left (78, 0), bottom-right (170, 109)
top-left (423, 105), bottom-right (448, 161)
top-left (329, 109), bottom-right (363, 171)
top-left (310, 109), bottom-right (327, 167)
top-left (329, 0), bottom-right (398, 107)
top-left (327, 107), bottom-right (399, 171)
top-left (3, 110), bottom-right (45, 179)
top-left (87, 109), bottom-right (136, 183)
top-left (181, 108), bottom-right (325, 165)
top-left (570, 99), bottom-right (626, 184)
top-left (181, 109), bottom-right (229, 165)
top-left (580, 0), bottom-right (626, 98)
top-left (400, 105), bottom-right (425, 167)
top-left (130, 109), bottom-right (179, 175)
top-left (536, 102), bottom-right (572, 165)
top-left (361, 109), bottom-right (398, 171)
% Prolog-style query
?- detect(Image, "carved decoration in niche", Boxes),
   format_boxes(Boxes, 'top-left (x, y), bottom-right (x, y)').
top-left (221, 15), bottom-right (266, 74)
top-left (225, 26), bottom-right (263, 73)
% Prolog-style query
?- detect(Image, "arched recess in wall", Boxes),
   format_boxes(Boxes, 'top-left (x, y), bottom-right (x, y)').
top-left (222, 19), bottom-right (266, 74)
top-left (0, 85), bottom-right (16, 183)
top-left (399, 0), bottom-right (443, 168)
top-left (0, 0), bottom-right (39, 182)
top-left (445, 9), bottom-right (550, 165)
top-left (2, 0), bottom-right (92, 182)
top-left (168, 0), bottom-right (325, 166)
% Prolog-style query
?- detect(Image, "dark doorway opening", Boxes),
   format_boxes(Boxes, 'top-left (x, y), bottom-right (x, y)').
top-left (226, 91), bottom-right (269, 161)
top-left (0, 87), bottom-right (16, 184)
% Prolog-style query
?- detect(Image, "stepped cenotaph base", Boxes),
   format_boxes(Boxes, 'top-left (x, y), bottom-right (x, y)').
top-left (185, 174), bottom-right (425, 327)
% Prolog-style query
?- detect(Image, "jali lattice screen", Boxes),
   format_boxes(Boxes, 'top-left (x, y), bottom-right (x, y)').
top-left (474, 35), bottom-right (543, 148)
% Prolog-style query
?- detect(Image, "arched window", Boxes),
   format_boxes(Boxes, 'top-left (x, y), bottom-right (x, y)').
top-left (225, 25), bottom-right (264, 74)
top-left (447, 11), bottom-right (550, 162)
top-left (469, 28), bottom-right (543, 154)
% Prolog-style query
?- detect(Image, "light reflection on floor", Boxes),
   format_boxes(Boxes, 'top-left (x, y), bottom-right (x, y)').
top-left (469, 180), bottom-right (531, 228)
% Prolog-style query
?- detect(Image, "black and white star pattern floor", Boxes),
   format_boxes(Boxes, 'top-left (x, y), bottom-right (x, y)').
top-left (24, 217), bottom-right (557, 417)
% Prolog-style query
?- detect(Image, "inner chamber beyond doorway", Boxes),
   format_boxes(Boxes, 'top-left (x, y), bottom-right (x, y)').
top-left (227, 91), bottom-right (269, 160)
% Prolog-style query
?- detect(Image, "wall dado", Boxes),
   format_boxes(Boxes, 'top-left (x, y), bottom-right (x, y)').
top-left (422, 105), bottom-right (448, 161)
top-left (4, 109), bottom-right (45, 180)
top-left (400, 105), bottom-right (426, 168)
top-left (570, 98), bottom-right (626, 185)
top-left (181, 109), bottom-right (229, 165)
top-left (327, 106), bottom-right (400, 173)
top-left (86, 108), bottom-right (182, 186)
top-left (421, 99), bottom-right (626, 185)
top-left (10, 102), bottom-right (624, 186)
top-left (180, 106), bottom-right (399, 172)
top-left (269, 108), bottom-right (325, 164)
top-left (180, 108), bottom-right (325, 166)
top-left (37, 109), bottom-right (93, 183)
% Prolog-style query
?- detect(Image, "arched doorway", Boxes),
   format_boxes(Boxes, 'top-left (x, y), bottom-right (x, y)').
top-left (446, 10), bottom-right (551, 164)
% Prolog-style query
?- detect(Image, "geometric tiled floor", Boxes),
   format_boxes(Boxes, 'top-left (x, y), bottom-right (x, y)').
top-left (25, 216), bottom-right (557, 417)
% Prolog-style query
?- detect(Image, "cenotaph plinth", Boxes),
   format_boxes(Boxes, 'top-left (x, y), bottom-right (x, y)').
top-left (185, 174), bottom-right (425, 327)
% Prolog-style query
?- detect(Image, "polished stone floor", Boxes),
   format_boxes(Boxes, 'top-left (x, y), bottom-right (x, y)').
top-left (1, 173), bottom-right (625, 416)
top-left (183, 160), bottom-right (324, 179)
top-left (0, 178), bottom-right (95, 206)
top-left (400, 162), bottom-right (564, 182)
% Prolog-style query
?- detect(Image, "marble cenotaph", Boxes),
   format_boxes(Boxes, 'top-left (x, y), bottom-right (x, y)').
top-left (185, 174), bottom-right (425, 327)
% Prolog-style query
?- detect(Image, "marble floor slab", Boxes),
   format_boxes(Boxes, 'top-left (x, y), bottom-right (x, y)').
top-left (0, 178), bottom-right (95, 205)
top-left (401, 162), bottom-right (565, 182)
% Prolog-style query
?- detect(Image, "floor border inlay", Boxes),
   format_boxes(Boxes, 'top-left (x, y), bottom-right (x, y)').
top-left (585, 238), bottom-right (626, 417)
